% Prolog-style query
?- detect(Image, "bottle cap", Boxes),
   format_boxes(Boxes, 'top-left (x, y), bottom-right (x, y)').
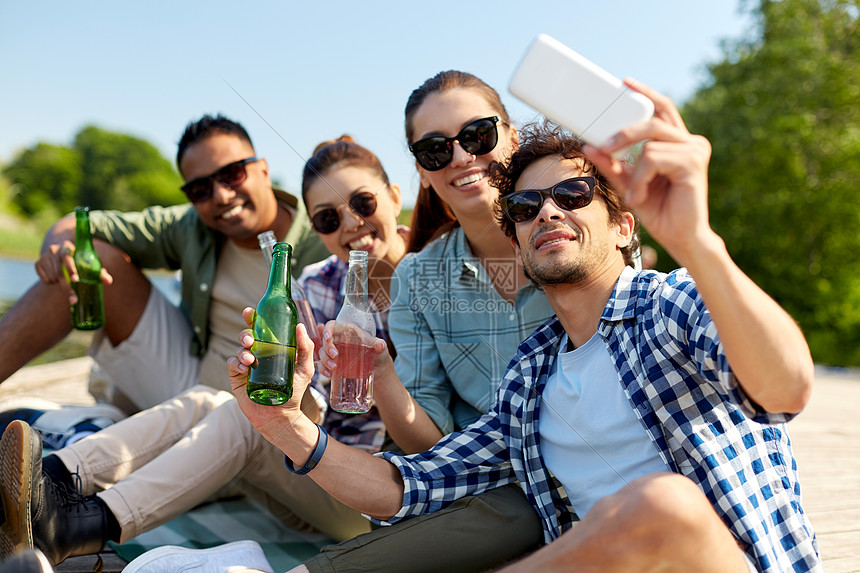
top-left (348, 250), bottom-right (368, 264)
top-left (257, 230), bottom-right (276, 247)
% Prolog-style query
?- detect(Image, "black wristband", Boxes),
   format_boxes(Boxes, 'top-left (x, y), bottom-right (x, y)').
top-left (284, 424), bottom-right (328, 475)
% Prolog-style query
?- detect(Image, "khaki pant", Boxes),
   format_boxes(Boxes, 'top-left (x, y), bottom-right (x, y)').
top-left (304, 483), bottom-right (544, 573)
top-left (54, 385), bottom-right (371, 544)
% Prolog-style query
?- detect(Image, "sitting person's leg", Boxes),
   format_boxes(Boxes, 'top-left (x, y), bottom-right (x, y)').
top-left (51, 385), bottom-right (232, 493)
top-left (0, 239), bottom-right (150, 385)
top-left (497, 472), bottom-right (754, 573)
top-left (0, 386), bottom-right (232, 563)
top-left (237, 444), bottom-right (373, 542)
top-left (301, 483), bottom-right (544, 573)
top-left (88, 282), bottom-right (199, 413)
top-left (98, 398), bottom-right (373, 543)
top-left (3, 390), bottom-right (375, 563)
top-left (91, 394), bottom-right (264, 543)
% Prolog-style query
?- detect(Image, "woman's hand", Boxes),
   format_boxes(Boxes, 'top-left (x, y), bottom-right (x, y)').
top-left (317, 319), bottom-right (392, 379)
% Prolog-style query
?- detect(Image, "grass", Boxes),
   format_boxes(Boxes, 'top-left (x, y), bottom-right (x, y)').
top-left (0, 222), bottom-right (43, 259)
top-left (0, 174), bottom-right (51, 259)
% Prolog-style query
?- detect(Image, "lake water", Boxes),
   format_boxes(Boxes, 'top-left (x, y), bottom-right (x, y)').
top-left (0, 256), bottom-right (181, 307)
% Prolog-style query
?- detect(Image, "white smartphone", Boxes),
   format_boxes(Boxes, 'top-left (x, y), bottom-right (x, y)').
top-left (509, 34), bottom-right (654, 155)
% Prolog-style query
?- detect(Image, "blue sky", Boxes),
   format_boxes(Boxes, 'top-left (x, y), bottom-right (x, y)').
top-left (0, 1), bottom-right (752, 207)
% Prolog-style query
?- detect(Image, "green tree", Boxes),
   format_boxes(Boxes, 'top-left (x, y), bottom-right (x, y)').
top-left (2, 143), bottom-right (82, 217)
top-left (73, 126), bottom-right (185, 211)
top-left (2, 126), bottom-right (186, 217)
top-left (683, 0), bottom-right (860, 365)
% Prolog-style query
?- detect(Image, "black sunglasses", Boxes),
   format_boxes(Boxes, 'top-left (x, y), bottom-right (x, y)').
top-left (181, 157), bottom-right (260, 203)
top-left (500, 177), bottom-right (596, 223)
top-left (311, 191), bottom-right (379, 234)
top-left (409, 116), bottom-right (502, 171)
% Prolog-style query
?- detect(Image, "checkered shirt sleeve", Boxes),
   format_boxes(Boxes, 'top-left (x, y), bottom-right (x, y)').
top-left (375, 407), bottom-right (517, 524)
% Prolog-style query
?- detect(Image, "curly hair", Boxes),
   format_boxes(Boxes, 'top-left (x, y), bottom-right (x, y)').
top-left (490, 121), bottom-right (639, 267)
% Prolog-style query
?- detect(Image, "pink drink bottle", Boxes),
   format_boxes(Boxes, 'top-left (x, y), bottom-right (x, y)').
top-left (330, 250), bottom-right (375, 414)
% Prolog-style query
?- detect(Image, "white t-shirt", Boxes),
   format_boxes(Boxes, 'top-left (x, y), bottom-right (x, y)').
top-left (198, 240), bottom-right (269, 390)
top-left (538, 332), bottom-right (670, 517)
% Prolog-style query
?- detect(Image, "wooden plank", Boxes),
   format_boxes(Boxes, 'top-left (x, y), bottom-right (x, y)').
top-left (791, 370), bottom-right (860, 571)
top-left (54, 550), bottom-right (127, 573)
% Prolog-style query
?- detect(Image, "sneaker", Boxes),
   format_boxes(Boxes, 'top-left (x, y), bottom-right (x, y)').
top-left (123, 541), bottom-right (275, 573)
top-left (0, 399), bottom-right (126, 451)
top-left (0, 421), bottom-right (108, 565)
top-left (0, 548), bottom-right (54, 572)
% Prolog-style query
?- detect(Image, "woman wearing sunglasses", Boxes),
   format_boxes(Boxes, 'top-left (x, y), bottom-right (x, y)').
top-left (288, 70), bottom-right (555, 573)
top-left (301, 135), bottom-right (408, 317)
top-left (294, 135), bottom-right (409, 455)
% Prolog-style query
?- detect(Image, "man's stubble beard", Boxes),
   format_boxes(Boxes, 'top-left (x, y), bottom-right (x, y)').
top-left (520, 233), bottom-right (610, 287)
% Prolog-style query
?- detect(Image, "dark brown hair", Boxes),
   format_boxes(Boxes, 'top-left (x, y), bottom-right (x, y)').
top-left (491, 121), bottom-right (640, 267)
top-left (176, 114), bottom-right (253, 175)
top-left (301, 135), bottom-right (390, 205)
top-left (403, 71), bottom-right (511, 253)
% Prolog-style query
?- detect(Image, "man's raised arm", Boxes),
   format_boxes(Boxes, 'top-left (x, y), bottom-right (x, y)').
top-left (588, 80), bottom-right (814, 414)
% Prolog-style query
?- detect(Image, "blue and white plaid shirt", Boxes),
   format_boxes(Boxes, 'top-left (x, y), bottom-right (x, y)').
top-left (378, 267), bottom-right (821, 572)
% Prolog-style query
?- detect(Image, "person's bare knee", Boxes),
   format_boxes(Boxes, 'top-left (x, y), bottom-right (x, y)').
top-left (581, 472), bottom-right (748, 571)
top-left (502, 473), bottom-right (747, 573)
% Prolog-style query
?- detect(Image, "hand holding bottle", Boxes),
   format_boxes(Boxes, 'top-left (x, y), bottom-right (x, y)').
top-left (35, 225), bottom-right (113, 305)
top-left (229, 307), bottom-right (319, 431)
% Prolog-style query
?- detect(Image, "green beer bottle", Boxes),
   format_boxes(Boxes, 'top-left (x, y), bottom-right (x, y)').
top-left (247, 242), bottom-right (298, 406)
top-left (71, 206), bottom-right (105, 330)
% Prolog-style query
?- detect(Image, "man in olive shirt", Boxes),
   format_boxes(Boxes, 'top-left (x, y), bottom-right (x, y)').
top-left (0, 115), bottom-right (329, 412)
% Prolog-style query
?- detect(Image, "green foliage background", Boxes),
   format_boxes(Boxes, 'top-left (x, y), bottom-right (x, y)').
top-left (678, 0), bottom-right (860, 366)
top-left (2, 125), bottom-right (185, 220)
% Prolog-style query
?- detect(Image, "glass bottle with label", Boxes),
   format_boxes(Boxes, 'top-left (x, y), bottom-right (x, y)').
top-left (71, 206), bottom-right (105, 330)
top-left (330, 250), bottom-right (375, 413)
top-left (248, 242), bottom-right (298, 406)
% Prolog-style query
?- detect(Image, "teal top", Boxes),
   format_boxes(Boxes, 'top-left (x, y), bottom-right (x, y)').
top-left (389, 226), bottom-right (555, 435)
top-left (87, 188), bottom-right (330, 357)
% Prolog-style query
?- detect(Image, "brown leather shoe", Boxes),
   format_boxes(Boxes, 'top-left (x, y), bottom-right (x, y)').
top-left (0, 419), bottom-right (40, 559)
top-left (0, 421), bottom-right (107, 565)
